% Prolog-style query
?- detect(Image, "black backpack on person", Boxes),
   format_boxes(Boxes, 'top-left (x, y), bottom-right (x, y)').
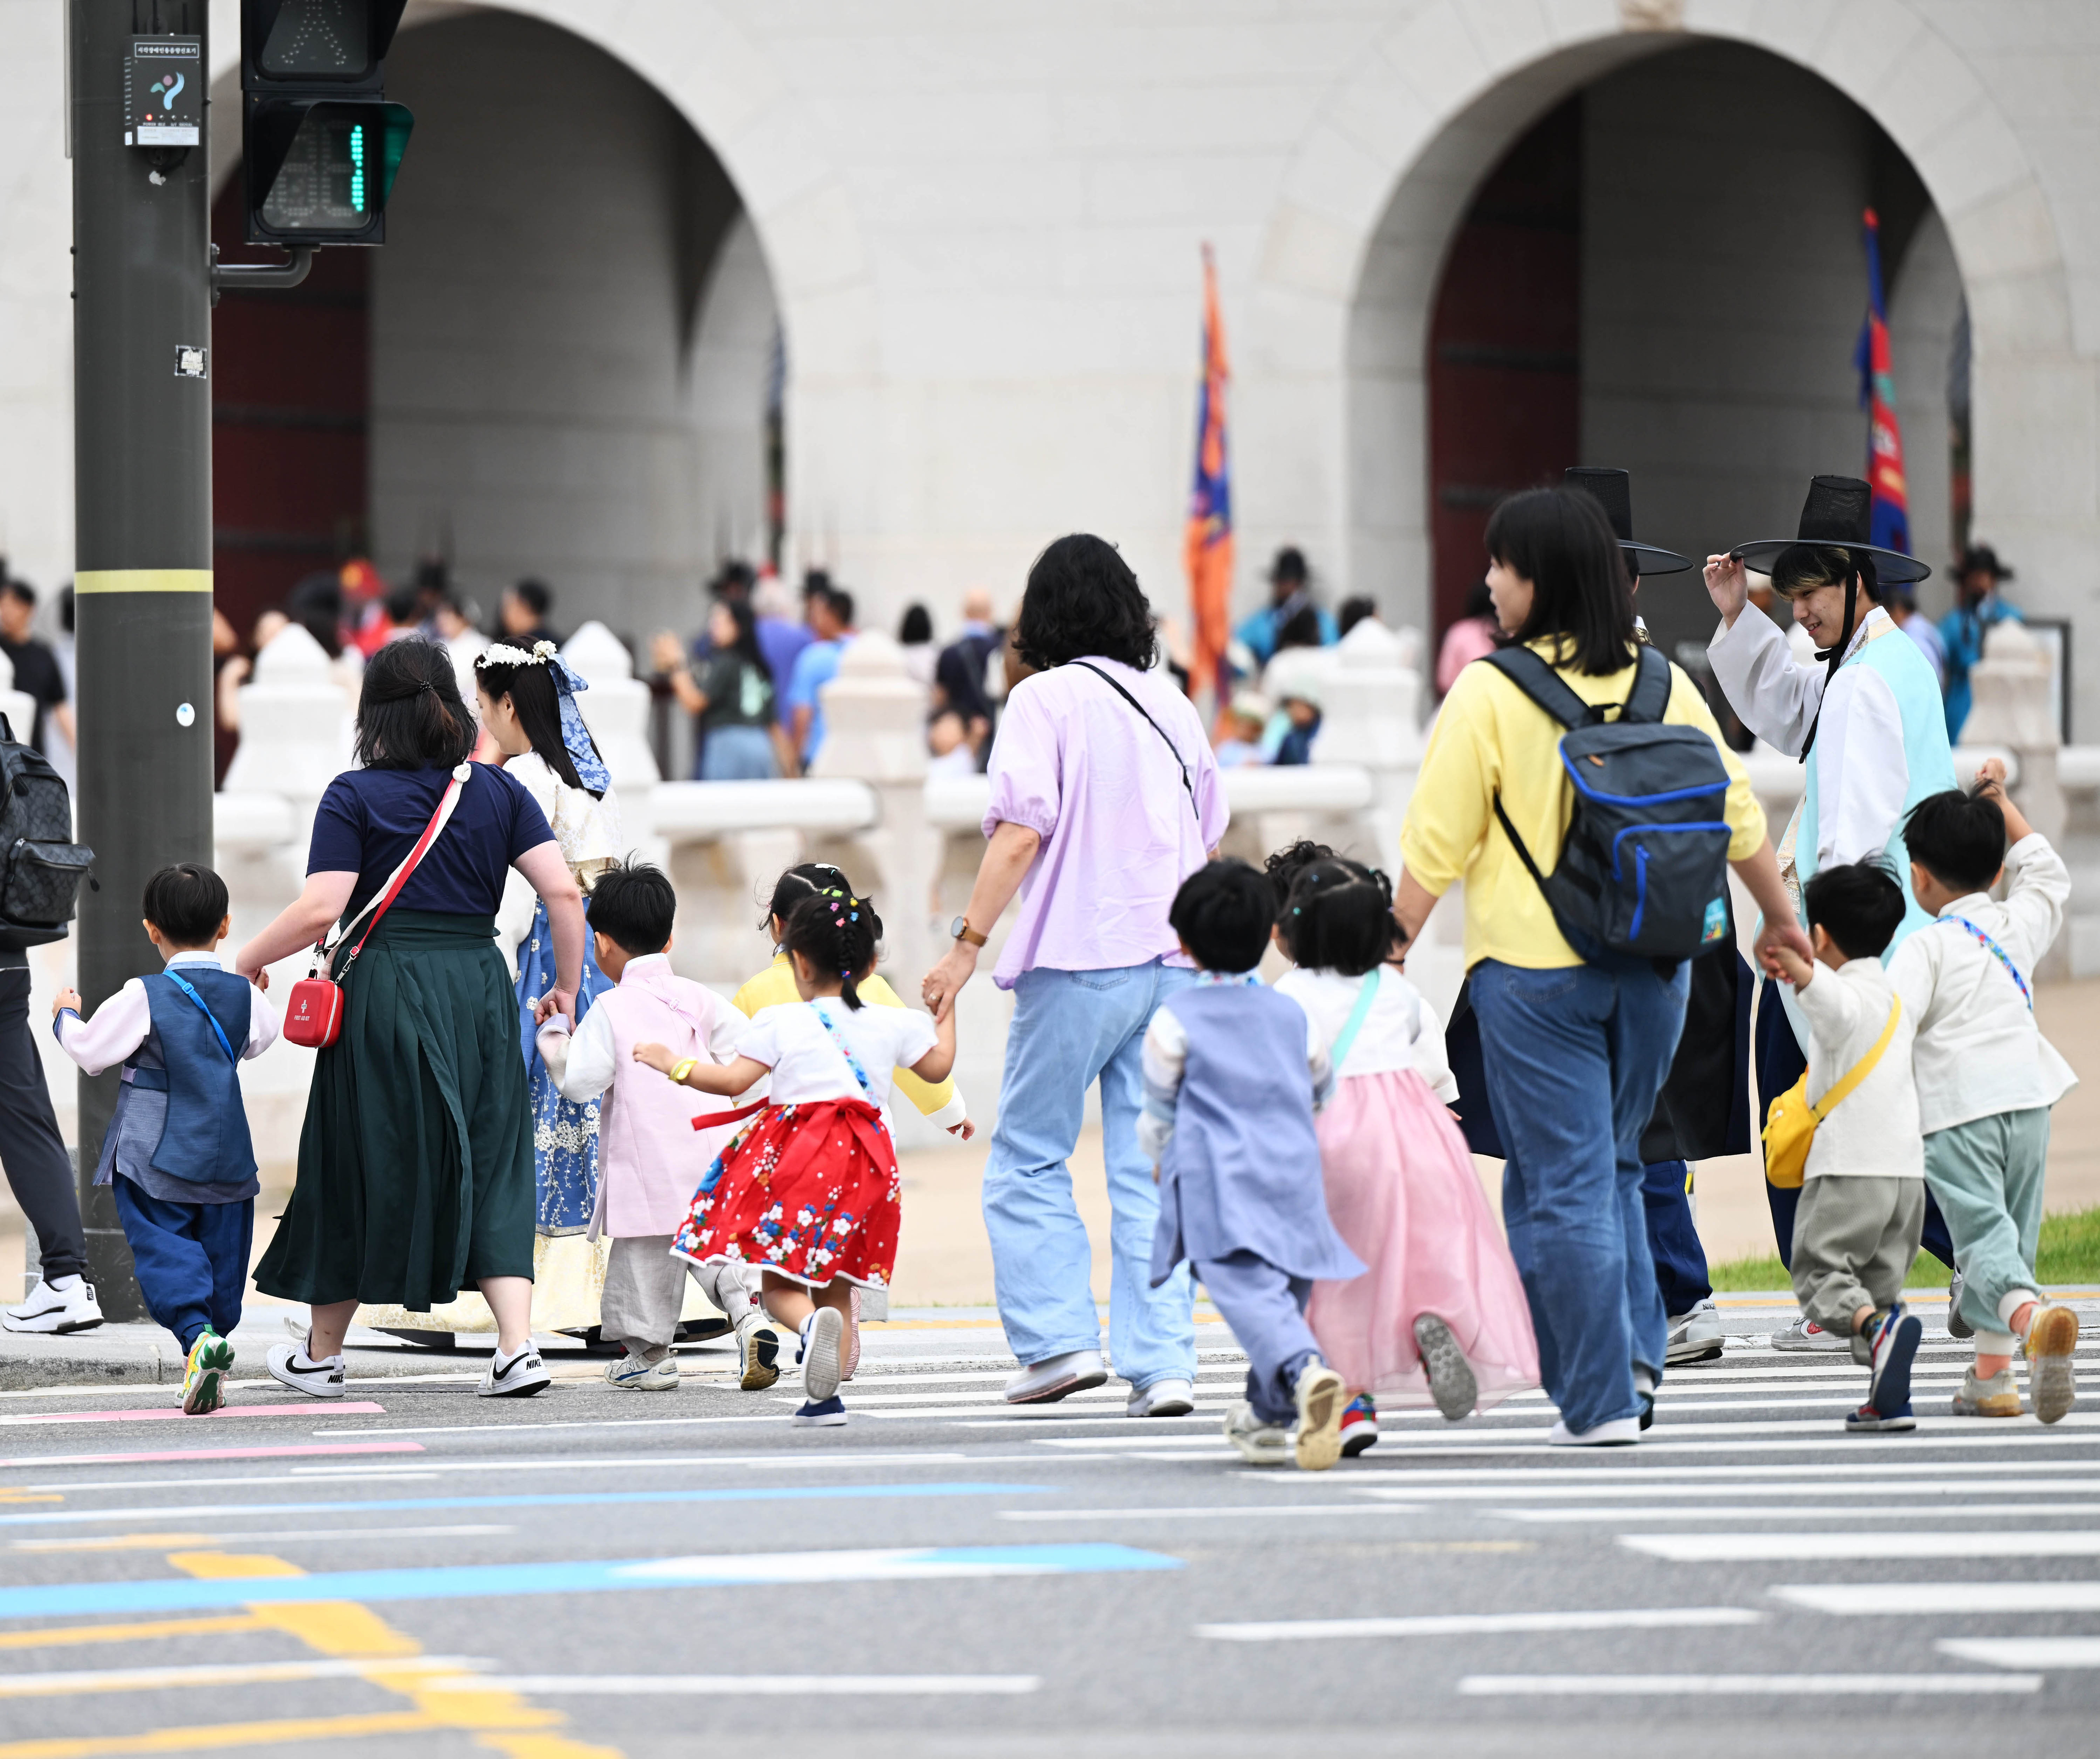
top-left (0, 714), bottom-right (96, 951)
top-left (1484, 646), bottom-right (1734, 963)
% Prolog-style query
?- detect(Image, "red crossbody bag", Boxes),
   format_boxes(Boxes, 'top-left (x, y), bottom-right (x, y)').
top-left (283, 764), bottom-right (471, 1049)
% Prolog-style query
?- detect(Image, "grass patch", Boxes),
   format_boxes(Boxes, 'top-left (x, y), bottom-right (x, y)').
top-left (1707, 1203), bottom-right (2100, 1292)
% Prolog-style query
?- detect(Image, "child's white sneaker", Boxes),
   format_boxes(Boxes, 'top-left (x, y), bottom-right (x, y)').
top-left (3, 1276), bottom-right (102, 1334)
top-left (480, 1343), bottom-right (551, 1398)
top-left (736, 1312), bottom-right (783, 1391)
top-left (798, 1307), bottom-right (844, 1402)
top-left (265, 1338), bottom-right (346, 1399)
top-left (1223, 1401), bottom-right (1290, 1466)
top-left (1292, 1362), bottom-right (1347, 1471)
top-left (2028, 1304), bottom-right (2080, 1425)
top-left (1951, 1366), bottom-right (2021, 1417)
top-left (1770, 1317), bottom-right (1848, 1352)
top-left (604, 1353), bottom-right (679, 1391)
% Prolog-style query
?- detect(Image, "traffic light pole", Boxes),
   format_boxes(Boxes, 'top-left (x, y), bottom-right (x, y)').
top-left (70, 3), bottom-right (216, 1321)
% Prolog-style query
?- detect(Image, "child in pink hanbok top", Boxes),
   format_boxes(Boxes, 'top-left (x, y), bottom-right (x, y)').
top-left (1275, 859), bottom-right (1538, 1456)
top-left (536, 861), bottom-right (785, 1392)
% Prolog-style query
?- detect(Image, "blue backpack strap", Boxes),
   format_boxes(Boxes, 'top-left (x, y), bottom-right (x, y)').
top-left (1939, 915), bottom-right (2033, 1011)
top-left (810, 1001), bottom-right (876, 1097)
top-left (1482, 646), bottom-right (1595, 729)
top-left (1621, 646), bottom-right (1673, 725)
top-left (162, 971), bottom-right (237, 1064)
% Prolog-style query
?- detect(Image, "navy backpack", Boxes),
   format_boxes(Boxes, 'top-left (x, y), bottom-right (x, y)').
top-left (1484, 645), bottom-right (1734, 963)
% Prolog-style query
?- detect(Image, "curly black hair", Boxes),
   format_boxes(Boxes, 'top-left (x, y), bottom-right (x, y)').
top-left (1281, 858), bottom-right (1399, 977)
top-left (354, 637), bottom-right (476, 770)
top-left (1263, 839), bottom-right (1336, 915)
top-left (782, 887), bottom-right (885, 1010)
top-left (1011, 534), bottom-right (1158, 673)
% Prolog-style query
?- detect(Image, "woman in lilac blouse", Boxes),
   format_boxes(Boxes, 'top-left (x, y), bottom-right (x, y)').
top-left (922, 535), bottom-right (1227, 1415)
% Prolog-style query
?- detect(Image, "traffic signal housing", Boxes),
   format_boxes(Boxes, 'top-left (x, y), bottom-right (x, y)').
top-left (241, 0), bottom-right (412, 246)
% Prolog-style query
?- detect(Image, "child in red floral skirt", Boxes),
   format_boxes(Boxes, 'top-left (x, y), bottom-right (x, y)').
top-left (638, 887), bottom-right (956, 1426)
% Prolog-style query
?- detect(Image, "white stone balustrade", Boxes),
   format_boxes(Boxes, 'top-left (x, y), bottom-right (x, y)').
top-left (219, 623), bottom-right (353, 851)
top-left (561, 621), bottom-right (660, 794)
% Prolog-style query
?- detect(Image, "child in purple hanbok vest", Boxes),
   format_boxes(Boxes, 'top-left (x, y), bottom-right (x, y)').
top-left (1139, 860), bottom-right (1364, 1470)
top-left (536, 862), bottom-right (785, 1392)
top-left (1275, 859), bottom-right (1538, 1457)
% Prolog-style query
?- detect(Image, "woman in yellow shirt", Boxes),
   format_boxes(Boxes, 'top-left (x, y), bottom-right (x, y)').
top-left (733, 863), bottom-right (975, 1375)
top-left (1393, 487), bottom-right (1806, 1448)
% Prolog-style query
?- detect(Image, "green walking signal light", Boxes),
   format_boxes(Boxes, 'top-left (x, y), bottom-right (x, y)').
top-left (240, 0), bottom-right (413, 247)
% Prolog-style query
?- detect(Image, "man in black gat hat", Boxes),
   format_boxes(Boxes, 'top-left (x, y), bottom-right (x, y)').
top-left (1704, 476), bottom-right (1958, 1330)
top-left (1446, 468), bottom-right (1742, 1366)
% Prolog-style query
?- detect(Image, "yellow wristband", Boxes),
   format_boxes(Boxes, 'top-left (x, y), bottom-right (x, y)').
top-left (668, 1058), bottom-right (698, 1085)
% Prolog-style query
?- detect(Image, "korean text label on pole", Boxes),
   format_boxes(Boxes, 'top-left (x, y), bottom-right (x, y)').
top-left (70, 0), bottom-right (216, 1322)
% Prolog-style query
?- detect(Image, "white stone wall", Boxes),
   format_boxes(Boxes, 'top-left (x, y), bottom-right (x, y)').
top-left (2, 1), bottom-right (2098, 720)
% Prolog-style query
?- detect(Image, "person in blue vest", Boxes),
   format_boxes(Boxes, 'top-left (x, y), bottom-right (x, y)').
top-left (1938, 544), bottom-right (2023, 743)
top-left (51, 864), bottom-right (280, 1414)
top-left (1705, 476), bottom-right (1959, 1342)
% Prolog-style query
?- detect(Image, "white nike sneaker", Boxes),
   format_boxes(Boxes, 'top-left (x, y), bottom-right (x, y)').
top-left (1666, 1299), bottom-right (1725, 1365)
top-left (480, 1343), bottom-right (551, 1398)
top-left (736, 1312), bottom-right (783, 1391)
top-left (3, 1277), bottom-right (102, 1334)
top-left (265, 1338), bottom-right (346, 1399)
top-left (1547, 1415), bottom-right (1641, 1447)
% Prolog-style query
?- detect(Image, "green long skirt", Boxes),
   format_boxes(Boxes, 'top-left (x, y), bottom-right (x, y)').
top-left (255, 909), bottom-right (536, 1310)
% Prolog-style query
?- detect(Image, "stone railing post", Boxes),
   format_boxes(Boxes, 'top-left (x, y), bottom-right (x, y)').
top-left (1961, 619), bottom-right (2068, 976)
top-left (219, 622), bottom-right (352, 852)
top-left (561, 621), bottom-right (662, 795)
top-left (1312, 617), bottom-right (1425, 878)
top-left (809, 631), bottom-right (936, 987)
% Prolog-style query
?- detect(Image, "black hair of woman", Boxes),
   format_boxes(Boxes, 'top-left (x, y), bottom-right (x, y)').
top-left (1012, 533), bottom-right (1159, 674)
top-left (758, 861), bottom-right (853, 935)
top-left (898, 603), bottom-right (934, 645)
top-left (715, 594), bottom-right (766, 672)
top-left (473, 650), bottom-right (607, 799)
top-left (355, 637), bottom-right (477, 770)
top-left (782, 887), bottom-right (884, 1010)
top-left (1282, 858), bottom-right (1399, 977)
top-left (1483, 487), bottom-right (1639, 676)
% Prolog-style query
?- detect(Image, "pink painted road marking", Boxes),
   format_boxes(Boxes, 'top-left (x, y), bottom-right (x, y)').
top-left (0, 1403), bottom-right (386, 1428)
top-left (0, 1442), bottom-right (424, 1469)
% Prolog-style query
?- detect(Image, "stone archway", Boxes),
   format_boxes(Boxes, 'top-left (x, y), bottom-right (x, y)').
top-left (1241, 0), bottom-right (2084, 716)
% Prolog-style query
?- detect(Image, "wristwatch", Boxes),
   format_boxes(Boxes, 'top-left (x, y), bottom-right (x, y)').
top-left (950, 916), bottom-right (988, 948)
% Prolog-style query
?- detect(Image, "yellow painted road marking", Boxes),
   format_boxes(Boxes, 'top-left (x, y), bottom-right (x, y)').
top-left (0, 1617), bottom-right (264, 1652)
top-left (0, 1709), bottom-right (437, 1758)
top-left (164, 1551), bottom-right (622, 1757)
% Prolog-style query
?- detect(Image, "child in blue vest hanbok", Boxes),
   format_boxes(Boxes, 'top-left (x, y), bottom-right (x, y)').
top-left (52, 865), bottom-right (280, 1414)
top-left (1138, 860), bottom-right (1364, 1470)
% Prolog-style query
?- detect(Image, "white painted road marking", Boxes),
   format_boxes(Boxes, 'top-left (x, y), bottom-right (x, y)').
top-left (1198, 1608), bottom-right (1763, 1641)
top-left (424, 1673), bottom-right (1041, 1695)
top-left (1626, 1530), bottom-right (2100, 1561)
top-left (1457, 1673), bottom-right (2040, 1695)
top-left (1937, 1637), bottom-right (2100, 1669)
top-left (0, 1656), bottom-right (488, 1697)
top-left (1774, 1582), bottom-right (2100, 1615)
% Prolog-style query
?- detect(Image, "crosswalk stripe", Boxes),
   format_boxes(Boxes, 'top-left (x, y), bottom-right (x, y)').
top-left (0, 1656), bottom-right (486, 1698)
top-left (1776, 1582), bottom-right (2100, 1614)
top-left (1936, 1637), bottom-right (2100, 1669)
top-left (1456, 1672), bottom-right (2040, 1696)
top-left (424, 1673), bottom-right (1041, 1695)
top-left (1624, 1530), bottom-right (2100, 1561)
top-left (1495, 1502), bottom-right (2100, 1522)
top-left (1196, 1608), bottom-right (1761, 1641)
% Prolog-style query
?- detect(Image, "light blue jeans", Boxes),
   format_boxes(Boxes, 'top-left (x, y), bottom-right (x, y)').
top-left (982, 959), bottom-right (1197, 1390)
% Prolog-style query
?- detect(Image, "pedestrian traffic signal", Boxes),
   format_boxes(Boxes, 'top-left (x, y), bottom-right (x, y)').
top-left (240, 0), bottom-right (412, 246)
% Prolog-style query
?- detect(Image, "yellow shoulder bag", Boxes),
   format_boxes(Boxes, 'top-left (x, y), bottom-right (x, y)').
top-left (1761, 995), bottom-right (1902, 1189)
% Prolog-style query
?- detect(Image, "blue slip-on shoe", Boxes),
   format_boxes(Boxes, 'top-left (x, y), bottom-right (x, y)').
top-left (1867, 1304), bottom-right (1922, 1421)
top-left (792, 1395), bottom-right (848, 1428)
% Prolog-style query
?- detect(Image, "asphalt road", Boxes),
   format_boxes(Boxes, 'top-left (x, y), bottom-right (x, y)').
top-left (1, 1300), bottom-right (2097, 1759)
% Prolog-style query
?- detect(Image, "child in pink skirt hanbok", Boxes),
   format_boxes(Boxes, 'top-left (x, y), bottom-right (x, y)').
top-left (637, 887), bottom-right (956, 1428)
top-left (1275, 859), bottom-right (1539, 1455)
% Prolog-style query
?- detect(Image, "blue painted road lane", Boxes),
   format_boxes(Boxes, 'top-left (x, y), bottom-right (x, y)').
top-left (0, 1544), bottom-right (1182, 1618)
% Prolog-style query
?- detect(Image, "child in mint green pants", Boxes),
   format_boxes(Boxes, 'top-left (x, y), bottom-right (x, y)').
top-left (1892, 762), bottom-right (2080, 1421)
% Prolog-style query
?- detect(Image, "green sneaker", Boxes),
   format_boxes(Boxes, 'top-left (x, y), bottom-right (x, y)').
top-left (181, 1331), bottom-right (234, 1415)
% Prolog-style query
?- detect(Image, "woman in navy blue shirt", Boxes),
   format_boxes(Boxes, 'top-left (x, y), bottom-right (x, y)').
top-left (236, 639), bottom-right (585, 1398)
